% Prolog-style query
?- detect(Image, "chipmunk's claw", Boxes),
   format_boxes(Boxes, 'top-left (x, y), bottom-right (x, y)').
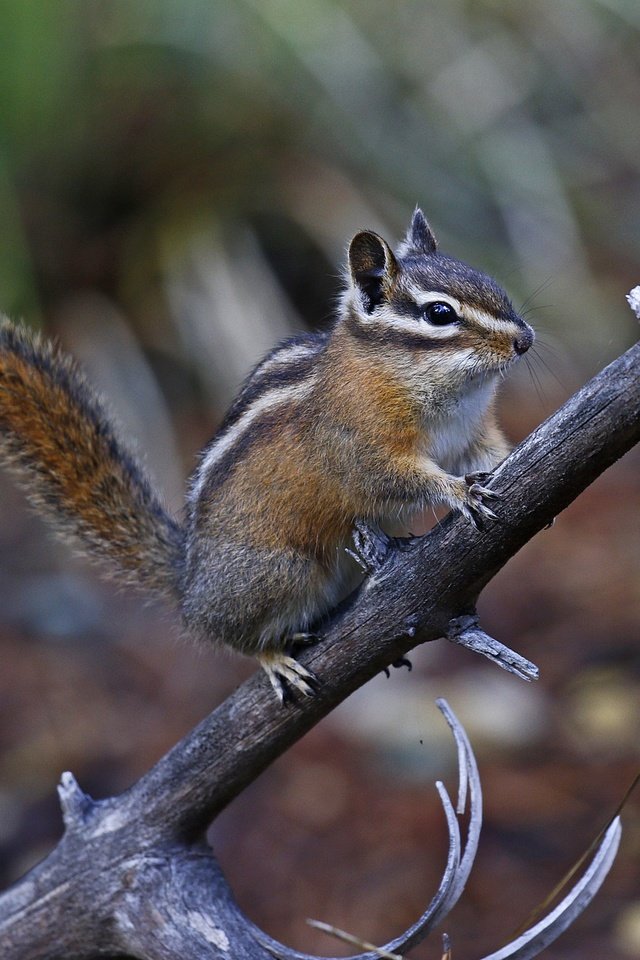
top-left (462, 476), bottom-right (500, 529)
top-left (258, 652), bottom-right (319, 704)
top-left (388, 533), bottom-right (421, 552)
top-left (393, 655), bottom-right (412, 671)
top-left (288, 631), bottom-right (320, 648)
top-left (465, 470), bottom-right (494, 486)
top-left (384, 655), bottom-right (413, 678)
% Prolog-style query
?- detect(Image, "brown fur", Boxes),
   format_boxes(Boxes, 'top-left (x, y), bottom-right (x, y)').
top-left (0, 209), bottom-right (533, 695)
top-left (0, 320), bottom-right (183, 597)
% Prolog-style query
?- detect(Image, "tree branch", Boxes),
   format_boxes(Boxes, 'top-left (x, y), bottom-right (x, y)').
top-left (1, 338), bottom-right (638, 958)
top-left (126, 337), bottom-right (640, 839)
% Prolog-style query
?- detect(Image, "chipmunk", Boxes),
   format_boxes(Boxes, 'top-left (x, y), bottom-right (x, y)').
top-left (0, 209), bottom-right (533, 701)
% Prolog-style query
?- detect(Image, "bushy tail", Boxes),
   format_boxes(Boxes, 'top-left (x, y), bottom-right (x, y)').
top-left (0, 319), bottom-right (184, 600)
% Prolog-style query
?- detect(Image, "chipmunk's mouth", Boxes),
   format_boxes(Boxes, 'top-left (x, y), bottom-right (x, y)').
top-left (464, 354), bottom-right (514, 385)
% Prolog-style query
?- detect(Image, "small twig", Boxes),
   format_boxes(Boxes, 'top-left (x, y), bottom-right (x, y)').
top-left (479, 817), bottom-right (622, 960)
top-left (511, 770), bottom-right (640, 939)
top-left (446, 615), bottom-right (539, 682)
top-left (306, 921), bottom-right (404, 960)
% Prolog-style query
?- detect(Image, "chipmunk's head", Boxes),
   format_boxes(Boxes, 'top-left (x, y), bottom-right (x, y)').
top-left (343, 208), bottom-right (534, 394)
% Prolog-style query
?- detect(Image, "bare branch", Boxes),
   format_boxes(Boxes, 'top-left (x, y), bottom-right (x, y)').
top-left (57, 771), bottom-right (94, 830)
top-left (254, 703), bottom-right (622, 960)
top-left (116, 338), bottom-right (640, 841)
top-left (0, 338), bottom-right (638, 957)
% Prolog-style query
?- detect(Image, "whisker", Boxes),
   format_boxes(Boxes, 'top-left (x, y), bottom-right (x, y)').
top-left (530, 339), bottom-right (563, 363)
top-left (532, 349), bottom-right (566, 391)
top-left (518, 277), bottom-right (555, 315)
top-left (520, 303), bottom-right (555, 319)
top-left (524, 355), bottom-right (548, 408)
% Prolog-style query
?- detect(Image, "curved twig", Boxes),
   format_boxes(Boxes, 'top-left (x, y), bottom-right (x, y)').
top-left (251, 702), bottom-right (622, 960)
top-left (479, 818), bottom-right (622, 960)
top-left (252, 699), bottom-right (482, 960)
top-left (419, 698), bottom-right (483, 930)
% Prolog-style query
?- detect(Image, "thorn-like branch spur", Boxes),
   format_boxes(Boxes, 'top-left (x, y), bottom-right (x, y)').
top-left (446, 614), bottom-right (539, 682)
top-left (57, 771), bottom-right (94, 831)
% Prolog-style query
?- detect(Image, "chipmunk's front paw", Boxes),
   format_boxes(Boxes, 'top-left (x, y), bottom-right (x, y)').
top-left (465, 470), bottom-right (494, 486)
top-left (257, 651), bottom-right (319, 704)
top-left (461, 474), bottom-right (500, 530)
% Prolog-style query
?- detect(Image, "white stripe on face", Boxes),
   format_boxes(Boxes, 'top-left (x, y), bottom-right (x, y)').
top-left (355, 289), bottom-right (523, 345)
top-left (464, 305), bottom-right (519, 338)
top-left (358, 290), bottom-right (463, 340)
top-left (190, 377), bottom-right (317, 501)
top-left (348, 286), bottom-right (458, 339)
top-left (404, 285), bottom-right (462, 315)
top-left (373, 305), bottom-right (461, 339)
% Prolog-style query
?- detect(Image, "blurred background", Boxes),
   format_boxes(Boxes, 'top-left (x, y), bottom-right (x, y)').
top-left (0, 0), bottom-right (639, 956)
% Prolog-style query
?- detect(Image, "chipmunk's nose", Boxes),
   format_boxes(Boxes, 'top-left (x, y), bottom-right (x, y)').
top-left (513, 327), bottom-right (534, 355)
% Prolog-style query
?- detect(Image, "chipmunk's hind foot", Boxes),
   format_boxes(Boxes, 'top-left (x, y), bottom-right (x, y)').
top-left (383, 655), bottom-right (413, 678)
top-left (257, 651), bottom-right (319, 704)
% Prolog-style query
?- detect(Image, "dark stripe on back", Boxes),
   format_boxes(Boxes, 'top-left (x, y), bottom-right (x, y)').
top-left (188, 333), bottom-right (326, 502)
top-left (210, 333), bottom-right (325, 442)
top-left (196, 410), bottom-right (286, 499)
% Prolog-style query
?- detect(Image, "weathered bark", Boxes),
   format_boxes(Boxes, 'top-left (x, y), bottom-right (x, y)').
top-left (0, 338), bottom-right (639, 959)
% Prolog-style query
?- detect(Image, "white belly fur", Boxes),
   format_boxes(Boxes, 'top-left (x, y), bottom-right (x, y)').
top-left (425, 380), bottom-right (495, 472)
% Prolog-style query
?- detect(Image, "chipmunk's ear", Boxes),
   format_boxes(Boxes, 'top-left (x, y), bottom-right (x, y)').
top-left (348, 230), bottom-right (398, 313)
top-left (401, 207), bottom-right (438, 256)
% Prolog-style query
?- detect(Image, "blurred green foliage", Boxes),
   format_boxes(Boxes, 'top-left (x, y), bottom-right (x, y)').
top-left (0, 0), bottom-right (639, 381)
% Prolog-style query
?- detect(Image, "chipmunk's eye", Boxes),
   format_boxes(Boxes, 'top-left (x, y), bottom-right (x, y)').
top-left (422, 301), bottom-right (459, 325)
